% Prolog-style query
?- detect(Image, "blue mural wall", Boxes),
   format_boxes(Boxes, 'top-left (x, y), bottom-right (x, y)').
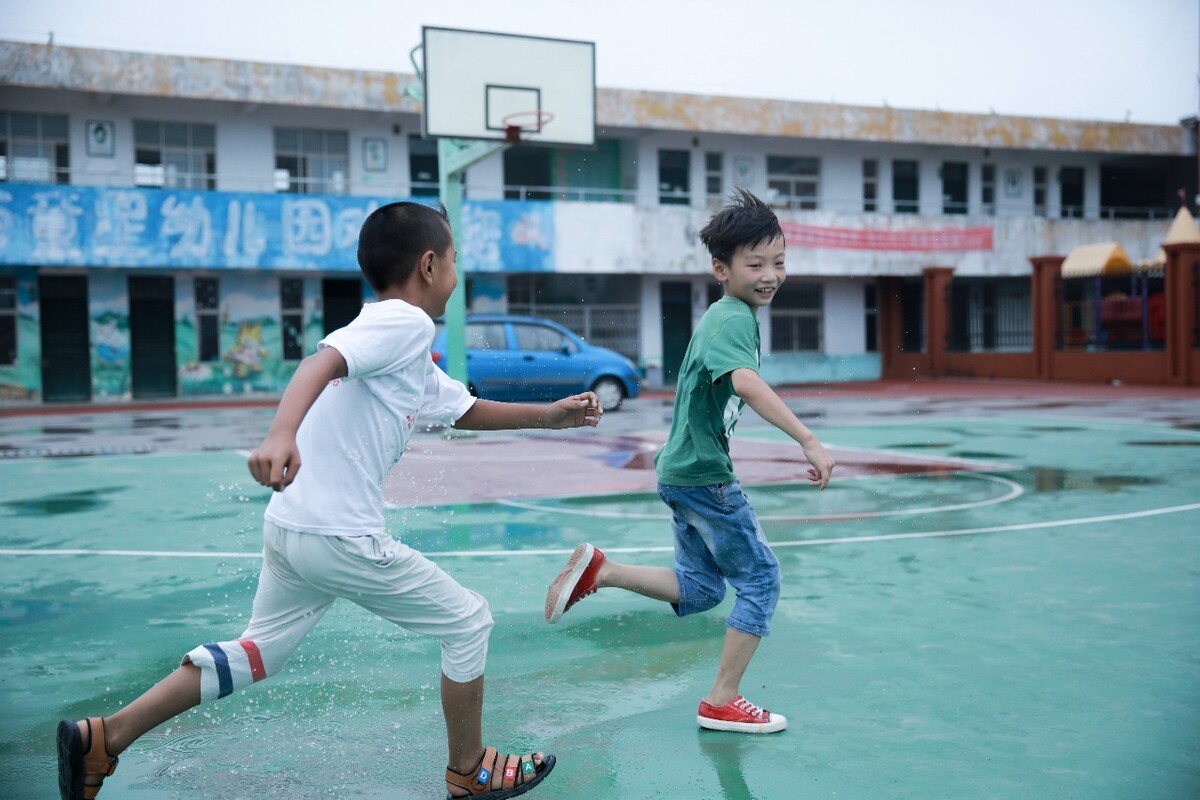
top-left (0, 184), bottom-right (554, 272)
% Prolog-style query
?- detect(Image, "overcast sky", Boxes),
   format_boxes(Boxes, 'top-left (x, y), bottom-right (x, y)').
top-left (2, 0), bottom-right (1196, 125)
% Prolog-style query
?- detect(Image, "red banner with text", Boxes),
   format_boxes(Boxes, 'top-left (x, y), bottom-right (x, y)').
top-left (781, 222), bottom-right (993, 252)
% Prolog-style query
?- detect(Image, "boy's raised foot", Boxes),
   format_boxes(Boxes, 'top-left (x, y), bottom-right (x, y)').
top-left (697, 695), bottom-right (787, 734)
top-left (545, 543), bottom-right (605, 623)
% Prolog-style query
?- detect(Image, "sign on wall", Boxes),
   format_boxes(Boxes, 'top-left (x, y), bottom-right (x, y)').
top-left (0, 184), bottom-right (554, 272)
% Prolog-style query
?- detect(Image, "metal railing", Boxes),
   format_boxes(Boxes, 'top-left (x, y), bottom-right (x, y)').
top-left (0, 169), bottom-right (1183, 221)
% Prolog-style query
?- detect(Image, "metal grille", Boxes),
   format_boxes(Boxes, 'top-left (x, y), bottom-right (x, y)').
top-left (947, 277), bottom-right (1032, 352)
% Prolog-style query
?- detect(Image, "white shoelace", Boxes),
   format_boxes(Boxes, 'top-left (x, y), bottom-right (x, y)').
top-left (733, 697), bottom-right (765, 717)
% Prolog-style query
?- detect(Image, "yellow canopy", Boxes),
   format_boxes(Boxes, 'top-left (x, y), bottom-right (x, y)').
top-left (1061, 242), bottom-right (1133, 278)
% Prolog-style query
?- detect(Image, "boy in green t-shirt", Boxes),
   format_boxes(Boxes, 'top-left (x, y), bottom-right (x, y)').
top-left (545, 188), bottom-right (835, 733)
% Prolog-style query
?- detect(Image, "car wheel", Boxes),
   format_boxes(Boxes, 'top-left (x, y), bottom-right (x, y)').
top-left (590, 377), bottom-right (625, 412)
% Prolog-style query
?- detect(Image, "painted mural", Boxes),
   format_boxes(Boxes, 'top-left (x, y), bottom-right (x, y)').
top-left (0, 184), bottom-right (554, 273)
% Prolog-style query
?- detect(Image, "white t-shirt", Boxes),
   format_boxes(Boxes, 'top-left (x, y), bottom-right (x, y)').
top-left (264, 299), bottom-right (475, 536)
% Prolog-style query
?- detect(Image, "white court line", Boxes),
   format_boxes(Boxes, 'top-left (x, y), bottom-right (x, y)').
top-left (2, 501), bottom-right (1197, 559)
top-left (499, 473), bottom-right (1024, 522)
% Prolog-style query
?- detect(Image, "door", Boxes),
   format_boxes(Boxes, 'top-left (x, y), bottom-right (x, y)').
top-left (660, 282), bottom-right (693, 385)
top-left (38, 274), bottom-right (91, 402)
top-left (322, 278), bottom-right (362, 335)
top-left (510, 321), bottom-right (581, 399)
top-left (129, 276), bottom-right (177, 399)
top-left (461, 320), bottom-right (514, 400)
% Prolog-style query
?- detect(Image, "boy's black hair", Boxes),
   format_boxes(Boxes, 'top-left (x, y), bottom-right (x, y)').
top-left (698, 187), bottom-right (784, 265)
top-left (357, 201), bottom-right (452, 291)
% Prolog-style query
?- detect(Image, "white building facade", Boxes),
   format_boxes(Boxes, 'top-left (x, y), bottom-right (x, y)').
top-left (0, 42), bottom-right (1192, 402)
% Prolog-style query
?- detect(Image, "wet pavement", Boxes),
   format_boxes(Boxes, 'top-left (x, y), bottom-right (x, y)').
top-left (2, 380), bottom-right (1199, 799)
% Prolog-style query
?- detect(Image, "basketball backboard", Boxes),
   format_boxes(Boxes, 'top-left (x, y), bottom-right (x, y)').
top-left (421, 27), bottom-right (596, 147)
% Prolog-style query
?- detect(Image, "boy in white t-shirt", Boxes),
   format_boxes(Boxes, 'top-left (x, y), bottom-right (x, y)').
top-left (57, 201), bottom-right (598, 800)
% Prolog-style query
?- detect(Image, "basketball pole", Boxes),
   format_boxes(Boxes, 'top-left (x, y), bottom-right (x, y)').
top-left (437, 138), bottom-right (510, 386)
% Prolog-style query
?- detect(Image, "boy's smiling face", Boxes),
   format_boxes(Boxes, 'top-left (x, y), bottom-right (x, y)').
top-left (713, 235), bottom-right (786, 307)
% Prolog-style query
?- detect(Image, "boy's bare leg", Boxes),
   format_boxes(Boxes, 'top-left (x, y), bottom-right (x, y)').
top-left (441, 673), bottom-right (546, 793)
top-left (596, 561), bottom-right (680, 603)
top-left (705, 627), bottom-right (761, 707)
top-left (75, 663), bottom-right (202, 754)
top-left (441, 673), bottom-right (485, 774)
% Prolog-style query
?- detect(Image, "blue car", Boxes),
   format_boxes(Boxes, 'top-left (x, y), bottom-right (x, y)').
top-left (432, 315), bottom-right (640, 411)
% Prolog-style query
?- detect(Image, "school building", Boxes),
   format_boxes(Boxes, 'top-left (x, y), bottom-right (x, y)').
top-left (1, 40), bottom-right (1197, 403)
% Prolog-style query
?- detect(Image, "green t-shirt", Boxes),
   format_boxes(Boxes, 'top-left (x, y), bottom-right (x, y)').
top-left (655, 296), bottom-right (761, 486)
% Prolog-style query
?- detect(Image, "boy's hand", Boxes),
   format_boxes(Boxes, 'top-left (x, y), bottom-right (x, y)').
top-left (247, 432), bottom-right (302, 491)
top-left (545, 392), bottom-right (603, 429)
top-left (801, 438), bottom-right (835, 490)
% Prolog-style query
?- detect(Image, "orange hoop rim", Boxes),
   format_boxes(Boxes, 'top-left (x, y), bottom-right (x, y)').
top-left (500, 110), bottom-right (555, 134)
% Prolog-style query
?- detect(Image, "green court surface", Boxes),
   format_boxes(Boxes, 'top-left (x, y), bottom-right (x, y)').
top-left (1, 396), bottom-right (1199, 799)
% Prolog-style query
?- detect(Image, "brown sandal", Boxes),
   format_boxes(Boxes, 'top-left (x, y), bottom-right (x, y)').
top-left (56, 717), bottom-right (118, 800)
top-left (445, 745), bottom-right (556, 800)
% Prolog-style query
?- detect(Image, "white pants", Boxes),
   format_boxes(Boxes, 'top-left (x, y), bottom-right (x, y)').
top-left (184, 522), bottom-right (493, 702)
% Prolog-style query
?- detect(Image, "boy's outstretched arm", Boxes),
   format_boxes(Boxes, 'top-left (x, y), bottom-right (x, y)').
top-left (247, 346), bottom-right (349, 491)
top-left (730, 367), bottom-right (835, 489)
top-left (454, 391), bottom-right (602, 431)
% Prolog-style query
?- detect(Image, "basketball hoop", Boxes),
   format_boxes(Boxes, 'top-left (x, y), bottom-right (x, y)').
top-left (501, 110), bottom-right (555, 144)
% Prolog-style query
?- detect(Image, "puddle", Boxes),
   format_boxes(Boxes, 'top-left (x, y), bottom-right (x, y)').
top-left (38, 425), bottom-right (95, 435)
top-left (1125, 440), bottom-right (1200, 447)
top-left (1028, 426), bottom-right (1086, 432)
top-left (0, 599), bottom-right (75, 627)
top-left (1025, 467), bottom-right (1163, 493)
top-left (885, 442), bottom-right (955, 449)
top-left (1, 486), bottom-right (127, 516)
top-left (133, 416), bottom-right (183, 430)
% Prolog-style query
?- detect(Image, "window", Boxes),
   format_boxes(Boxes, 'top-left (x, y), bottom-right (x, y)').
top-left (769, 283), bottom-right (823, 352)
top-left (408, 135), bottom-right (439, 197)
top-left (864, 283), bottom-right (878, 352)
top-left (465, 323), bottom-right (506, 350)
top-left (1060, 166), bottom-right (1084, 218)
top-left (658, 149), bottom-right (690, 205)
top-left (767, 155), bottom-right (820, 210)
top-left (194, 277), bottom-right (220, 363)
top-left (941, 161), bottom-right (968, 214)
top-left (1033, 166), bottom-right (1047, 216)
top-left (862, 159), bottom-right (878, 212)
top-left (704, 152), bottom-right (724, 208)
top-left (0, 276), bottom-right (16, 365)
top-left (515, 323), bottom-right (576, 354)
top-left (134, 121), bottom-right (216, 189)
top-left (503, 146), bottom-right (552, 200)
top-left (893, 159), bottom-right (919, 214)
top-left (274, 128), bottom-right (348, 194)
top-left (280, 278), bottom-right (304, 361)
top-left (981, 164), bottom-right (996, 216)
top-left (0, 112), bottom-right (69, 183)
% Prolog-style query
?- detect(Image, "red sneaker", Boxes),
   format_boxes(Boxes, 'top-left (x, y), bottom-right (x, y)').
top-left (545, 543), bottom-right (606, 623)
top-left (697, 695), bottom-right (787, 733)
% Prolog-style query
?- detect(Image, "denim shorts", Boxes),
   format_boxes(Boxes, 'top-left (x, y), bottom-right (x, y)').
top-left (657, 480), bottom-right (781, 637)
